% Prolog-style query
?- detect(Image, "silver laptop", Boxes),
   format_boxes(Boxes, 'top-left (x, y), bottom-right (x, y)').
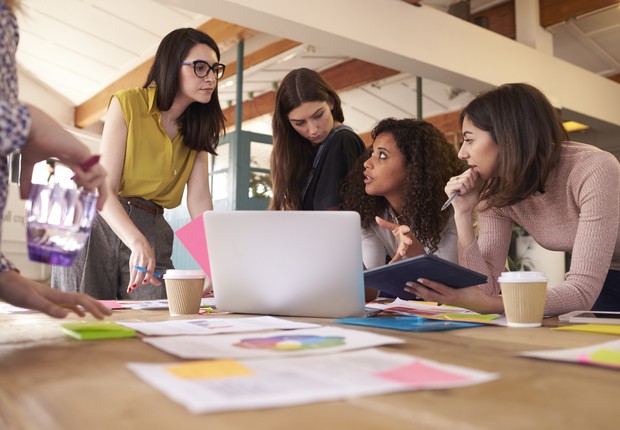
top-left (203, 211), bottom-right (366, 318)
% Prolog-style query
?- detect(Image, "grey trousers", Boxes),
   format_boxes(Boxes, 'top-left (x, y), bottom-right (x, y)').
top-left (51, 198), bottom-right (174, 300)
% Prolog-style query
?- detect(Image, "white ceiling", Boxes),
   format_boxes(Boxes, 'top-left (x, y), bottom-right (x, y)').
top-left (15, 0), bottom-right (620, 136)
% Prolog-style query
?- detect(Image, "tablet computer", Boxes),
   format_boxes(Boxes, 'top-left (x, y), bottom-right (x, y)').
top-left (364, 254), bottom-right (487, 300)
top-left (558, 311), bottom-right (620, 325)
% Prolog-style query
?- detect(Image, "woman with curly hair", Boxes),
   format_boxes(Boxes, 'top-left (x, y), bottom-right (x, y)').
top-left (341, 118), bottom-right (463, 291)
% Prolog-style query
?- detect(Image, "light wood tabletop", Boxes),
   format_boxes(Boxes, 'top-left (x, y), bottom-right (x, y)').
top-left (0, 307), bottom-right (617, 430)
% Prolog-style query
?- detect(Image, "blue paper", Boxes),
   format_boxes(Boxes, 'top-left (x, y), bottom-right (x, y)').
top-left (336, 316), bottom-right (483, 332)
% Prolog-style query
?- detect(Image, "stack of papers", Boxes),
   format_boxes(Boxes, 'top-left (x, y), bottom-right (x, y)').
top-left (52, 302), bottom-right (500, 414)
top-left (365, 298), bottom-right (507, 326)
top-left (128, 348), bottom-right (498, 414)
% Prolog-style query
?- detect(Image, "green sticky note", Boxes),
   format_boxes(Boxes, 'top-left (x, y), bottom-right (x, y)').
top-left (61, 321), bottom-right (136, 340)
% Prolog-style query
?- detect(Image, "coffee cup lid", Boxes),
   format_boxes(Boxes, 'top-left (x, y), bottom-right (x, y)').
top-left (162, 269), bottom-right (206, 280)
top-left (498, 271), bottom-right (547, 283)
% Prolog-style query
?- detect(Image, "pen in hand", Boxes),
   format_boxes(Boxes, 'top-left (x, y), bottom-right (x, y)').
top-left (134, 265), bottom-right (162, 279)
top-left (441, 191), bottom-right (460, 211)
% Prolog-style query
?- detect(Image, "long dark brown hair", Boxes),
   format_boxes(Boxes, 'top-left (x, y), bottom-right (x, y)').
top-left (269, 68), bottom-right (345, 210)
top-left (460, 83), bottom-right (567, 208)
top-left (3, 0), bottom-right (20, 12)
top-left (341, 118), bottom-right (463, 253)
top-left (144, 28), bottom-right (225, 154)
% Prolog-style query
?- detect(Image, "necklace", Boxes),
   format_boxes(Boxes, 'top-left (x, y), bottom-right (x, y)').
top-left (388, 207), bottom-right (405, 224)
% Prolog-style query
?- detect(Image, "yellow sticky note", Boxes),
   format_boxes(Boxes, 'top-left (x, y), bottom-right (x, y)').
top-left (421, 313), bottom-right (500, 324)
top-left (166, 360), bottom-right (254, 379)
top-left (588, 349), bottom-right (620, 368)
top-left (554, 324), bottom-right (620, 335)
top-left (440, 313), bottom-right (500, 321)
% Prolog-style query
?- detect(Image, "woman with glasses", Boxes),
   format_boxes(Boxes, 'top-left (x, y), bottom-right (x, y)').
top-left (269, 68), bottom-right (365, 211)
top-left (52, 27), bottom-right (226, 300)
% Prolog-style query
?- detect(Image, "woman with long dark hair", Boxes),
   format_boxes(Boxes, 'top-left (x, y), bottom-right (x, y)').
top-left (270, 68), bottom-right (365, 211)
top-left (53, 28), bottom-right (225, 299)
top-left (406, 83), bottom-right (620, 315)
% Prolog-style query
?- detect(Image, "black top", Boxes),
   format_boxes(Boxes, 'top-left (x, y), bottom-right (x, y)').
top-left (302, 128), bottom-right (365, 210)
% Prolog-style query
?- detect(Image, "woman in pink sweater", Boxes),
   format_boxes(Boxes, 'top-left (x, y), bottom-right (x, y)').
top-left (405, 83), bottom-right (620, 315)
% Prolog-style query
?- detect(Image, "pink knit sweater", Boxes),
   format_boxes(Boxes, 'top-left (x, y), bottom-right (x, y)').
top-left (460, 142), bottom-right (620, 315)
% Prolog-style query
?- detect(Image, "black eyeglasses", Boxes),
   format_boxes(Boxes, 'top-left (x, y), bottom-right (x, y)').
top-left (180, 60), bottom-right (226, 80)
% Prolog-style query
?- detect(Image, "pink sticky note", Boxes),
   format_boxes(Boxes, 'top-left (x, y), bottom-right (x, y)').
top-left (174, 214), bottom-right (211, 278)
top-left (98, 300), bottom-right (125, 310)
top-left (375, 359), bottom-right (470, 386)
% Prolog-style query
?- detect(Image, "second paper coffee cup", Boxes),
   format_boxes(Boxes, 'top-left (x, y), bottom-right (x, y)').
top-left (498, 271), bottom-right (547, 328)
top-left (163, 269), bottom-right (206, 316)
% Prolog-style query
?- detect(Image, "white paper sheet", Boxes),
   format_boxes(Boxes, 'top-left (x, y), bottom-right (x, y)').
top-left (143, 326), bottom-right (404, 359)
top-left (119, 316), bottom-right (320, 336)
top-left (0, 302), bottom-right (35, 314)
top-left (127, 348), bottom-right (498, 414)
top-left (520, 339), bottom-right (620, 369)
top-left (118, 298), bottom-right (216, 310)
top-left (366, 298), bottom-right (476, 314)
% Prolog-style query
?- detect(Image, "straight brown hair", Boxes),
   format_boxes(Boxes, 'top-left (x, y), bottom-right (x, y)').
top-left (460, 83), bottom-right (568, 208)
top-left (269, 68), bottom-right (344, 210)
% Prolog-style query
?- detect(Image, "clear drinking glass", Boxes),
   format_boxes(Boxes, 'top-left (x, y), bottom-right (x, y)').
top-left (25, 184), bottom-right (98, 266)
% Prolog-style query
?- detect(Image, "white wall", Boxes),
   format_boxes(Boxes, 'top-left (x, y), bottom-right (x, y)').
top-left (18, 68), bottom-right (74, 126)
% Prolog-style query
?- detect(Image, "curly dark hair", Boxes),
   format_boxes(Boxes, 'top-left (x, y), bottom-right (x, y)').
top-left (341, 118), bottom-right (463, 253)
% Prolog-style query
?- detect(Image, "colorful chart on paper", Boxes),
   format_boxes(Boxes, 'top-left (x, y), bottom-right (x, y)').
top-left (235, 335), bottom-right (346, 351)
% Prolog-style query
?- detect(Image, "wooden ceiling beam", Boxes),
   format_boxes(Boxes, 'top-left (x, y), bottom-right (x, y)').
top-left (470, 0), bottom-right (516, 39)
top-left (221, 59), bottom-right (400, 128)
top-left (539, 0), bottom-right (620, 28)
top-left (467, 0), bottom-right (620, 34)
top-left (74, 19), bottom-right (254, 128)
top-left (225, 39), bottom-right (301, 80)
top-left (358, 110), bottom-right (462, 147)
top-left (471, 1), bottom-right (620, 86)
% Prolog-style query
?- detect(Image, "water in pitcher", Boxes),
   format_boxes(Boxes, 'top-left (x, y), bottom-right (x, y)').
top-left (25, 184), bottom-right (98, 266)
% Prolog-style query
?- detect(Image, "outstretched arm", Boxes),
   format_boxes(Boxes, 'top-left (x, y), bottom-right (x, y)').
top-left (0, 270), bottom-right (112, 319)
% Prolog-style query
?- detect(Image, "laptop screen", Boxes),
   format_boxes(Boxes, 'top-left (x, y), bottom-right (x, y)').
top-left (204, 211), bottom-right (366, 319)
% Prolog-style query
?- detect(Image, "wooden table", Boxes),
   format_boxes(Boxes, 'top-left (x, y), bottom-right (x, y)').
top-left (0, 308), bottom-right (617, 430)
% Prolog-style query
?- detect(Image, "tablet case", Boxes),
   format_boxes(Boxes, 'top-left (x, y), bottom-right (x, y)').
top-left (337, 316), bottom-right (483, 332)
top-left (364, 254), bottom-right (487, 300)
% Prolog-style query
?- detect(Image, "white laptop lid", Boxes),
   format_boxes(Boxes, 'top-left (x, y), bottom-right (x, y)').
top-left (204, 211), bottom-right (365, 318)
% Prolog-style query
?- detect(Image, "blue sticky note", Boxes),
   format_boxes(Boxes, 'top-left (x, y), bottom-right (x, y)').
top-left (336, 316), bottom-right (482, 332)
